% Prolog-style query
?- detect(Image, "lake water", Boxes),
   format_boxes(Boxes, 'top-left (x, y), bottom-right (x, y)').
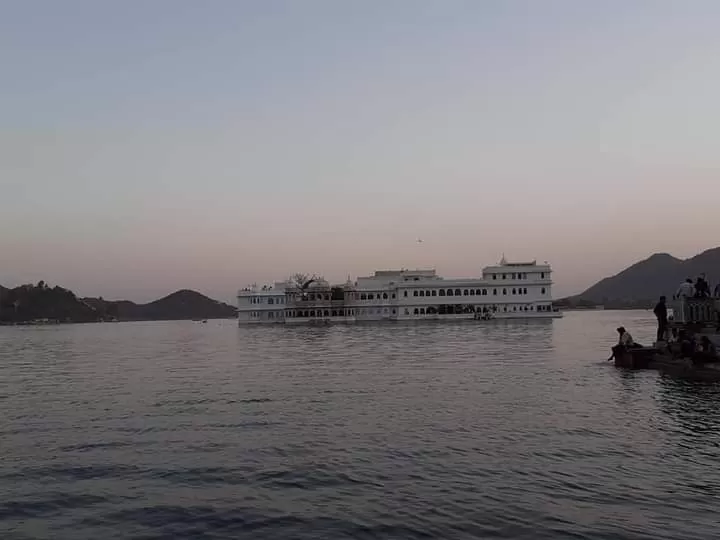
top-left (1, 311), bottom-right (719, 540)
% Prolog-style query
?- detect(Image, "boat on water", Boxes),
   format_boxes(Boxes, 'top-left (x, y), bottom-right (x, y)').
top-left (237, 257), bottom-right (561, 325)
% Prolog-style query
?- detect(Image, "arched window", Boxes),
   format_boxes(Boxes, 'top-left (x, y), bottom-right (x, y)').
top-left (310, 310), bottom-right (316, 317)
top-left (392, 309), bottom-right (396, 314)
top-left (513, 306), bottom-right (517, 311)
top-left (470, 289), bottom-right (476, 296)
top-left (419, 290), bottom-right (425, 297)
top-left (368, 294), bottom-right (374, 300)
top-left (392, 293), bottom-right (396, 299)
top-left (414, 290), bottom-right (419, 297)
top-left (439, 289), bottom-right (446, 296)
top-left (425, 290), bottom-right (430, 296)
top-left (463, 289), bottom-right (469, 296)
top-left (431, 290), bottom-right (437, 296)
top-left (447, 289), bottom-right (454, 296)
top-left (413, 308), bottom-right (419, 315)
top-left (503, 288), bottom-right (507, 295)
top-left (404, 291), bottom-right (408, 297)
top-left (493, 289), bottom-right (497, 295)
top-left (541, 272), bottom-right (545, 279)
top-left (383, 292), bottom-right (388, 299)
top-left (482, 289), bottom-right (488, 296)
top-left (455, 289), bottom-right (461, 296)
top-left (512, 288), bottom-right (516, 295)
top-left (493, 274), bottom-right (497, 280)
top-left (523, 288), bottom-right (528, 294)
top-left (502, 274), bottom-right (506, 279)
top-left (331, 310), bottom-right (337, 316)
top-left (541, 287), bottom-right (546, 294)
top-left (360, 293), bottom-right (366, 300)
top-left (268, 298), bottom-right (274, 304)
top-left (419, 308), bottom-right (425, 315)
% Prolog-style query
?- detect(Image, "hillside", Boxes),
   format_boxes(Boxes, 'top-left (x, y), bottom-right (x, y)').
top-left (84, 289), bottom-right (237, 321)
top-left (1, 283), bottom-right (236, 323)
top-left (561, 247), bottom-right (720, 308)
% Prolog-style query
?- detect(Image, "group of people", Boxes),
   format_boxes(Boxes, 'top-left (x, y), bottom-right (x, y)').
top-left (674, 274), bottom-right (720, 299)
top-left (608, 273), bottom-right (720, 364)
top-left (653, 291), bottom-right (718, 364)
top-left (674, 330), bottom-right (718, 363)
top-left (609, 324), bottom-right (718, 364)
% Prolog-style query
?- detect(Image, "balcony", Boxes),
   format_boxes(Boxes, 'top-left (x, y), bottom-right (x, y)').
top-left (671, 297), bottom-right (719, 324)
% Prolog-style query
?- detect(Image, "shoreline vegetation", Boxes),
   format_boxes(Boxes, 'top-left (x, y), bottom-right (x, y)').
top-left (0, 282), bottom-right (237, 325)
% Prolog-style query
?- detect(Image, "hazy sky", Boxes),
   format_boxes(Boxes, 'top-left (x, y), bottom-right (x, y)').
top-left (2, 1), bottom-right (719, 302)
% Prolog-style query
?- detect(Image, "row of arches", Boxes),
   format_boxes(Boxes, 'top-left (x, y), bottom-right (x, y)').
top-left (405, 287), bottom-right (546, 297)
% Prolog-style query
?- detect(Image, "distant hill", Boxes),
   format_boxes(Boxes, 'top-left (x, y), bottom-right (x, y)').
top-left (0, 282), bottom-right (99, 323)
top-left (559, 247), bottom-right (720, 309)
top-left (84, 289), bottom-right (237, 321)
top-left (1, 283), bottom-right (236, 323)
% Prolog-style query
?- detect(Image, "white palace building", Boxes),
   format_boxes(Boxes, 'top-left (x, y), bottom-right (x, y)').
top-left (237, 257), bottom-right (561, 325)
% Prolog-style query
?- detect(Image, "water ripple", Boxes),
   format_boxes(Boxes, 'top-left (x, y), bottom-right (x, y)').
top-left (1, 314), bottom-right (719, 539)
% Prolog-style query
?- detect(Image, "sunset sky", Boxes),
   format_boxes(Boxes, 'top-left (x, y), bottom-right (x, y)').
top-left (2, 1), bottom-right (719, 302)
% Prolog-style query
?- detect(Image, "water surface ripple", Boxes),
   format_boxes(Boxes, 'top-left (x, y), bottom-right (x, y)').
top-left (1, 312), bottom-right (719, 539)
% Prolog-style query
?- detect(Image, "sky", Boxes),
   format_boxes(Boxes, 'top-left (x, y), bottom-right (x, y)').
top-left (2, 0), bottom-right (720, 302)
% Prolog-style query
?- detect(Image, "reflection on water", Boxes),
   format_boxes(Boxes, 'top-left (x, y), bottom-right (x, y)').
top-left (0, 312), bottom-right (719, 540)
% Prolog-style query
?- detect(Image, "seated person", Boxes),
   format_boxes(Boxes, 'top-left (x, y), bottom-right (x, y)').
top-left (608, 327), bottom-right (638, 360)
top-left (693, 336), bottom-right (719, 365)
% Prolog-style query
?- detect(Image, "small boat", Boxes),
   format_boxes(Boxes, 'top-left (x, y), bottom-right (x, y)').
top-left (610, 344), bottom-right (720, 380)
top-left (611, 346), bottom-right (662, 369)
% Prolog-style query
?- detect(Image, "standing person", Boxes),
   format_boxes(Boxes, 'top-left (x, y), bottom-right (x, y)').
top-left (695, 274), bottom-right (709, 298)
top-left (676, 278), bottom-right (695, 299)
top-left (653, 296), bottom-right (668, 342)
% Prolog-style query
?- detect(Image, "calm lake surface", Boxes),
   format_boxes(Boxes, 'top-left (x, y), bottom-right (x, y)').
top-left (1, 311), bottom-right (719, 540)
